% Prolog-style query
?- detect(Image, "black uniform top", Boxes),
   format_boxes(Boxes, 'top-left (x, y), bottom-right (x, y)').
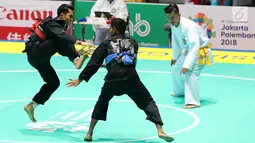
top-left (44, 17), bottom-right (76, 44)
top-left (26, 16), bottom-right (79, 62)
top-left (78, 34), bottom-right (140, 82)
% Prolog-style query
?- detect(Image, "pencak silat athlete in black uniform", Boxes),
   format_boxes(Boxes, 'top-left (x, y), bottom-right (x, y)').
top-left (23, 4), bottom-right (94, 123)
top-left (66, 18), bottom-right (174, 142)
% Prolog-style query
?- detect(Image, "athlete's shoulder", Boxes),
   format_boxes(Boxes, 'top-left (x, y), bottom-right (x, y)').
top-left (126, 38), bottom-right (139, 51)
top-left (181, 17), bottom-right (196, 26)
top-left (103, 39), bottom-right (112, 45)
top-left (181, 17), bottom-right (199, 31)
top-left (99, 39), bottom-right (113, 49)
top-left (126, 37), bottom-right (138, 44)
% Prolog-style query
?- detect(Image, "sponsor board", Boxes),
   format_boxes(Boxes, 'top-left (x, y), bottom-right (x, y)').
top-left (74, 1), bottom-right (255, 51)
top-left (0, 42), bottom-right (254, 64)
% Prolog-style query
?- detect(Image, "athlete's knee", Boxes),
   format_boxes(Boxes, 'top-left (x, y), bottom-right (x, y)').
top-left (145, 101), bottom-right (157, 109)
top-left (48, 77), bottom-right (60, 90)
top-left (137, 99), bottom-right (156, 110)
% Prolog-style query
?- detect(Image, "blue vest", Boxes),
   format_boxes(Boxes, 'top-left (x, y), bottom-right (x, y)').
top-left (105, 38), bottom-right (137, 66)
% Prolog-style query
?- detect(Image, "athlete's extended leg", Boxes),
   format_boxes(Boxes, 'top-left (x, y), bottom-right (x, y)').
top-left (127, 80), bottom-right (174, 142)
top-left (85, 82), bottom-right (115, 141)
top-left (24, 59), bottom-right (60, 122)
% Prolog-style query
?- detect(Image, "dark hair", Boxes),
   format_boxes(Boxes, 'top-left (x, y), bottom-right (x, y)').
top-left (111, 18), bottom-right (127, 34)
top-left (164, 3), bottom-right (179, 14)
top-left (57, 4), bottom-right (74, 16)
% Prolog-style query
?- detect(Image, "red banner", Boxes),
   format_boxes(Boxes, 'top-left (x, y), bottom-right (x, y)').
top-left (0, 0), bottom-right (70, 41)
top-left (0, 26), bottom-right (32, 41)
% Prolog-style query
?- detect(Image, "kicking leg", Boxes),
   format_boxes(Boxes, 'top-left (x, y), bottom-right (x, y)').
top-left (24, 60), bottom-right (60, 122)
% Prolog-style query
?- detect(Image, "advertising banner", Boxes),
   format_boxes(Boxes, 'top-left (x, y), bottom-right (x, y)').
top-left (74, 1), bottom-right (170, 47)
top-left (178, 5), bottom-right (254, 51)
top-left (0, 0), bottom-right (70, 41)
top-left (74, 1), bottom-right (255, 51)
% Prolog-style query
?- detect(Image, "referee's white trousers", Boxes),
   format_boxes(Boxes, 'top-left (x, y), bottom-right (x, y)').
top-left (171, 52), bottom-right (205, 106)
top-left (94, 28), bottom-right (110, 45)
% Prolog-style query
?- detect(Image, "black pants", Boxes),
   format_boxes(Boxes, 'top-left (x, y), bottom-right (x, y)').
top-left (92, 79), bottom-right (164, 126)
top-left (26, 39), bottom-right (79, 105)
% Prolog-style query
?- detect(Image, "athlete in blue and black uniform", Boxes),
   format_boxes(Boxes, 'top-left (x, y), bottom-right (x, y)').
top-left (66, 18), bottom-right (174, 142)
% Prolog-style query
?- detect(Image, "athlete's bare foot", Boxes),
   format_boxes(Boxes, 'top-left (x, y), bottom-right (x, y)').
top-left (24, 102), bottom-right (37, 123)
top-left (170, 93), bottom-right (175, 96)
top-left (158, 132), bottom-right (174, 142)
top-left (84, 118), bottom-right (97, 142)
top-left (156, 124), bottom-right (174, 142)
top-left (184, 104), bottom-right (200, 109)
top-left (84, 134), bottom-right (92, 142)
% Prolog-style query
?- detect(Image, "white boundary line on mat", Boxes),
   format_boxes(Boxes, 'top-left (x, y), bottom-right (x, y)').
top-left (0, 98), bottom-right (200, 143)
top-left (0, 69), bottom-right (255, 81)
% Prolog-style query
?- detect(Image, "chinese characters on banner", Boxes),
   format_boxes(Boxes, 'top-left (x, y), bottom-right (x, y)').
top-left (7, 32), bottom-right (30, 41)
top-left (0, 26), bottom-right (31, 41)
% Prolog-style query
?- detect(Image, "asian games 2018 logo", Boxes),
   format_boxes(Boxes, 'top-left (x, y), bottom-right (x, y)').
top-left (188, 13), bottom-right (216, 39)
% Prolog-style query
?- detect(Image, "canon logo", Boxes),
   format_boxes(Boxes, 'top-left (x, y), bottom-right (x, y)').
top-left (0, 6), bottom-right (53, 21)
